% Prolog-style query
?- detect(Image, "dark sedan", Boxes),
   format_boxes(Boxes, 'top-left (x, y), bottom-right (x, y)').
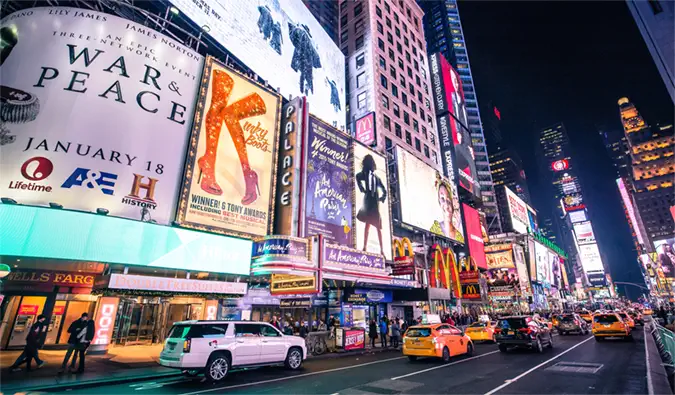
top-left (558, 313), bottom-right (589, 335)
top-left (495, 316), bottom-right (553, 353)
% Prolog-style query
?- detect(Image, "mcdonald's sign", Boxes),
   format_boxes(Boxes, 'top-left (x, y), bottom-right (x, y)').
top-left (354, 112), bottom-right (376, 146)
top-left (461, 283), bottom-right (481, 300)
top-left (459, 256), bottom-right (480, 284)
top-left (430, 244), bottom-right (462, 298)
top-left (392, 237), bottom-right (414, 276)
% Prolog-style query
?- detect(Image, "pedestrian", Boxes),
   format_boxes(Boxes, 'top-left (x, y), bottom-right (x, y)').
top-left (59, 312), bottom-right (94, 373)
top-left (390, 319), bottom-right (401, 349)
top-left (368, 319), bottom-right (378, 348)
top-left (379, 318), bottom-right (388, 348)
top-left (9, 314), bottom-right (47, 372)
top-left (270, 315), bottom-right (281, 330)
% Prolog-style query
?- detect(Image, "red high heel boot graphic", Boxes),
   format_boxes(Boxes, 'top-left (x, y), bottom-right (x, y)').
top-left (197, 69), bottom-right (266, 204)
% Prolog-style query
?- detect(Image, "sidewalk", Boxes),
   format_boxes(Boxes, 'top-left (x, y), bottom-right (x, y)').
top-left (0, 344), bottom-right (179, 394)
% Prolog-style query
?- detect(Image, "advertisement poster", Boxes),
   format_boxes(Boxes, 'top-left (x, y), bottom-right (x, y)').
top-left (353, 143), bottom-right (392, 260)
top-left (0, 7), bottom-right (202, 224)
top-left (534, 241), bottom-right (550, 284)
top-left (275, 97), bottom-right (307, 236)
top-left (505, 186), bottom-right (529, 234)
top-left (302, 116), bottom-right (352, 245)
top-left (513, 244), bottom-right (532, 297)
top-left (578, 243), bottom-right (604, 273)
top-left (462, 204), bottom-right (486, 269)
top-left (354, 112), bottom-right (376, 146)
top-left (177, 58), bottom-right (280, 238)
top-left (654, 238), bottom-right (675, 278)
top-left (568, 210), bottom-right (587, 224)
top-left (323, 243), bottom-right (386, 273)
top-left (485, 244), bottom-right (514, 269)
top-left (396, 146), bottom-right (464, 243)
top-left (343, 329), bottom-right (365, 351)
top-left (573, 221), bottom-right (596, 245)
top-left (170, 0), bottom-right (345, 130)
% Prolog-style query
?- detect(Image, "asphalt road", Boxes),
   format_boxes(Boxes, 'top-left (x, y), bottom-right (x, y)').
top-left (54, 329), bottom-right (648, 395)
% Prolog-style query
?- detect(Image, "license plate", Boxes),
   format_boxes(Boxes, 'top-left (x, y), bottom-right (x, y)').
top-left (603, 324), bottom-right (610, 328)
top-left (507, 330), bottom-right (514, 335)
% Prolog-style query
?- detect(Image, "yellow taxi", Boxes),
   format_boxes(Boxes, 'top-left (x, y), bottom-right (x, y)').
top-left (465, 321), bottom-right (497, 343)
top-left (592, 312), bottom-right (633, 341)
top-left (617, 311), bottom-right (636, 328)
top-left (402, 324), bottom-right (474, 362)
top-left (578, 311), bottom-right (593, 323)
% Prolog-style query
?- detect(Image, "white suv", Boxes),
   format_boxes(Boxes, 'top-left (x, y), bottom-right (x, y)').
top-left (159, 320), bottom-right (307, 382)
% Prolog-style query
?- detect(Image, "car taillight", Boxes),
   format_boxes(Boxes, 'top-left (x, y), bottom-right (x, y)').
top-left (183, 338), bottom-right (191, 353)
top-left (518, 328), bottom-right (533, 335)
top-left (494, 328), bottom-right (501, 334)
top-left (575, 320), bottom-right (580, 325)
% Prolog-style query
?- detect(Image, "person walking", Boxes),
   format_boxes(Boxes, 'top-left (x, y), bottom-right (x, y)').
top-left (9, 314), bottom-right (47, 372)
top-left (59, 313), bottom-right (94, 373)
top-left (390, 319), bottom-right (401, 349)
top-left (379, 318), bottom-right (388, 348)
top-left (270, 315), bottom-right (281, 330)
top-left (368, 319), bottom-right (378, 348)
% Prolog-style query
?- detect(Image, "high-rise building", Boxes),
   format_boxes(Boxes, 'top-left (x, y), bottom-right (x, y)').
top-left (303, 0), bottom-right (340, 46)
top-left (626, 0), bottom-right (675, 103)
top-left (420, 0), bottom-right (501, 234)
top-left (489, 145), bottom-right (532, 234)
top-left (618, 97), bottom-right (675, 245)
top-left (538, 123), bottom-right (606, 290)
top-left (339, 0), bottom-right (440, 170)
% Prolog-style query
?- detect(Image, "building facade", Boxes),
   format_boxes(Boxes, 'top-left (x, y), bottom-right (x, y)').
top-left (626, 0), bottom-right (675, 103)
top-left (420, 0), bottom-right (501, 234)
top-left (303, 0), bottom-right (340, 45)
top-left (489, 145), bottom-right (532, 234)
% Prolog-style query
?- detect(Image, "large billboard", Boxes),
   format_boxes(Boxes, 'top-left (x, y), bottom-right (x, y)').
top-left (654, 238), bottom-right (675, 278)
top-left (578, 243), bottom-right (604, 273)
top-left (171, 0), bottom-right (345, 130)
top-left (484, 244), bottom-right (518, 299)
top-left (396, 146), bottom-right (464, 243)
top-left (429, 53), bottom-right (479, 198)
top-left (0, 7), bottom-right (202, 225)
top-left (353, 143), bottom-right (392, 260)
top-left (301, 116), bottom-right (352, 245)
top-left (176, 58), bottom-right (280, 238)
top-left (617, 178), bottom-right (646, 245)
top-left (462, 204), bottom-right (486, 269)
top-left (568, 210), bottom-right (587, 224)
top-left (513, 244), bottom-right (532, 296)
top-left (573, 221), bottom-right (596, 245)
top-left (534, 241), bottom-right (550, 283)
top-left (505, 186), bottom-right (529, 234)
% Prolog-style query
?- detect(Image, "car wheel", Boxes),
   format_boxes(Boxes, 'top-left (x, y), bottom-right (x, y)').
top-left (547, 334), bottom-right (553, 348)
top-left (595, 336), bottom-right (603, 342)
top-left (408, 356), bottom-right (417, 362)
top-left (285, 347), bottom-right (303, 370)
top-left (467, 342), bottom-right (474, 356)
top-left (205, 353), bottom-right (230, 382)
top-left (442, 346), bottom-right (451, 363)
top-left (534, 338), bottom-right (543, 353)
top-left (498, 344), bottom-right (508, 353)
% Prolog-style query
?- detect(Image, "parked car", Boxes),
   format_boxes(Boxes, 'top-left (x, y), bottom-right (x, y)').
top-left (159, 320), bottom-right (307, 382)
top-left (592, 313), bottom-right (633, 341)
top-left (495, 316), bottom-right (553, 353)
top-left (557, 313), bottom-right (589, 335)
top-left (402, 324), bottom-right (474, 362)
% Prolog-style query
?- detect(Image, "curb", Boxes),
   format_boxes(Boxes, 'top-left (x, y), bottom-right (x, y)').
top-left (308, 346), bottom-right (398, 360)
top-left (4, 370), bottom-right (183, 394)
top-left (645, 323), bottom-right (674, 395)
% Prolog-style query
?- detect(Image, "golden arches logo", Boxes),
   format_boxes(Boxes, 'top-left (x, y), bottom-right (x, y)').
top-left (463, 284), bottom-right (479, 296)
top-left (459, 256), bottom-right (479, 273)
top-left (393, 237), bottom-right (414, 258)
top-left (430, 244), bottom-right (462, 298)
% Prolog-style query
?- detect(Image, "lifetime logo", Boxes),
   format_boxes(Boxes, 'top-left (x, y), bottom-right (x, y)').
top-left (7, 157), bottom-right (54, 192)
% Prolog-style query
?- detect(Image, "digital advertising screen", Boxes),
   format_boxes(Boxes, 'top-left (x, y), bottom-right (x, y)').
top-left (505, 186), bottom-right (529, 234)
top-left (462, 204), bottom-right (487, 269)
top-left (573, 221), bottom-right (596, 245)
top-left (534, 241), bottom-right (549, 283)
top-left (578, 243), bottom-right (605, 273)
top-left (568, 210), bottom-right (587, 224)
top-left (654, 238), bottom-right (675, 279)
top-left (396, 146), bottom-right (464, 244)
top-left (617, 178), bottom-right (646, 245)
top-left (171, 0), bottom-right (346, 129)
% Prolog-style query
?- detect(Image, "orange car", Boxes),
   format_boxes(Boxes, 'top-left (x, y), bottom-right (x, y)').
top-left (592, 312), bottom-right (633, 341)
top-left (403, 324), bottom-right (474, 362)
top-left (617, 312), bottom-right (636, 328)
top-left (465, 321), bottom-right (497, 343)
top-left (578, 311), bottom-right (593, 323)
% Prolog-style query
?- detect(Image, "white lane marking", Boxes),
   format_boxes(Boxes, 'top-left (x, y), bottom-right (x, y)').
top-left (644, 325), bottom-right (654, 395)
top-left (484, 336), bottom-right (594, 395)
top-left (390, 350), bottom-right (501, 380)
top-left (178, 356), bottom-right (406, 395)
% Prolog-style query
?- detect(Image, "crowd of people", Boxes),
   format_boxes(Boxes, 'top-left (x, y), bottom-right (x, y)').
top-left (367, 316), bottom-right (406, 349)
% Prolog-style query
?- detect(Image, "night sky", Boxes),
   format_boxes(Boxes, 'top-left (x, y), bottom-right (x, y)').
top-left (458, 1), bottom-right (674, 300)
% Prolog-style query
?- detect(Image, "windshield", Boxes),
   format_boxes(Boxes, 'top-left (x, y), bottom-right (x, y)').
top-left (594, 315), bottom-right (619, 324)
top-left (405, 327), bottom-right (432, 337)
top-left (498, 318), bottom-right (529, 329)
top-left (561, 315), bottom-right (576, 322)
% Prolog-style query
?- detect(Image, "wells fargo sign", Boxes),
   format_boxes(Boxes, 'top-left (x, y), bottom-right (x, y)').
top-left (6, 270), bottom-right (95, 287)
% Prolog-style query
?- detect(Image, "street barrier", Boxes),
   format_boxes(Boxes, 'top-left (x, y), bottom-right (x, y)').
top-left (651, 322), bottom-right (675, 393)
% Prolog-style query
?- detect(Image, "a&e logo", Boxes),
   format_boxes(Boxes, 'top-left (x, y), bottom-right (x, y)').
top-left (61, 168), bottom-right (117, 195)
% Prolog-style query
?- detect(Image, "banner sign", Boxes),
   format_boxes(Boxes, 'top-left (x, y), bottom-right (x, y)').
top-left (270, 274), bottom-right (317, 294)
top-left (353, 142), bottom-right (392, 260)
top-left (302, 116), bottom-right (352, 245)
top-left (323, 243), bottom-right (386, 272)
top-left (252, 236), bottom-right (309, 260)
top-left (486, 250), bottom-right (515, 269)
top-left (354, 112), bottom-right (376, 146)
top-left (461, 283), bottom-right (481, 300)
top-left (392, 256), bottom-right (414, 276)
top-left (344, 288), bottom-right (393, 303)
top-left (107, 274), bottom-right (248, 295)
top-left (0, 7), bottom-right (202, 224)
top-left (6, 270), bottom-right (96, 288)
top-left (176, 57), bottom-right (281, 239)
top-left (275, 97), bottom-right (307, 236)
top-left (343, 329), bottom-right (366, 351)
top-left (513, 244), bottom-right (532, 297)
top-left (573, 221), bottom-right (596, 245)
top-left (279, 298), bottom-right (312, 308)
top-left (462, 204), bottom-right (487, 269)
top-left (505, 186), bottom-right (529, 234)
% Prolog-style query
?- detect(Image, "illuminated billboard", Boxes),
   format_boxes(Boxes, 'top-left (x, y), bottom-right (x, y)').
top-left (171, 0), bottom-right (345, 129)
top-left (505, 186), bottom-right (529, 234)
top-left (654, 238), bottom-right (675, 279)
top-left (534, 241), bottom-right (549, 283)
top-left (396, 146), bottom-right (464, 243)
top-left (578, 243), bottom-right (605, 273)
top-left (573, 221), bottom-right (596, 245)
top-left (462, 204), bottom-right (487, 269)
top-left (568, 210), bottom-right (587, 223)
top-left (177, 58), bottom-right (281, 239)
top-left (562, 193), bottom-right (585, 212)
top-left (0, 7), bottom-right (202, 225)
top-left (616, 178), bottom-right (646, 245)
top-left (429, 53), bottom-right (479, 198)
top-left (551, 159), bottom-right (569, 172)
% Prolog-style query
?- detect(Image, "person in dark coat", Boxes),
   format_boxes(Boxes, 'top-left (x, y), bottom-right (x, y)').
top-left (379, 318), bottom-right (388, 348)
top-left (9, 314), bottom-right (47, 371)
top-left (289, 23), bottom-right (321, 95)
top-left (59, 313), bottom-right (94, 373)
top-left (368, 319), bottom-right (378, 348)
